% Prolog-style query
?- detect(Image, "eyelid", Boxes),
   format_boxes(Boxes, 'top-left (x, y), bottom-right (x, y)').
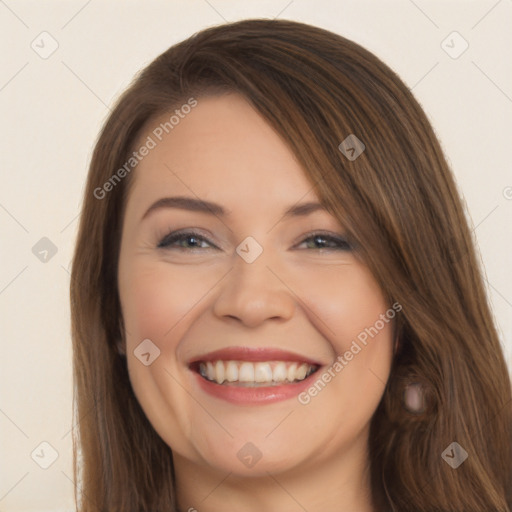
top-left (157, 228), bottom-right (216, 249)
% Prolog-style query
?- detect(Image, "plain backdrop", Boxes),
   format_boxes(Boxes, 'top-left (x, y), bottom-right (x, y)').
top-left (1, 1), bottom-right (511, 510)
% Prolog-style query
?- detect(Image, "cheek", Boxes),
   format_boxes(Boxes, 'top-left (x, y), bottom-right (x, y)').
top-left (119, 261), bottom-right (214, 455)
top-left (293, 267), bottom-right (394, 437)
top-left (296, 264), bottom-right (392, 347)
top-left (120, 262), bottom-right (212, 343)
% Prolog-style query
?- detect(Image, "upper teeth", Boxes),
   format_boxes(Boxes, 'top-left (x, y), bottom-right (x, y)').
top-left (198, 360), bottom-right (316, 385)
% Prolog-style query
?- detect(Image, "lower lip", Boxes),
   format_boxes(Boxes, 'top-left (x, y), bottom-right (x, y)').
top-left (191, 368), bottom-right (321, 405)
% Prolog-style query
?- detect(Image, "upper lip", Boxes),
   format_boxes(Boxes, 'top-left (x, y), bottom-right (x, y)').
top-left (188, 346), bottom-right (323, 366)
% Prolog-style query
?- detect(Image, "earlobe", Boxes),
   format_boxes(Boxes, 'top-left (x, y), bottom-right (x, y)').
top-left (403, 382), bottom-right (426, 413)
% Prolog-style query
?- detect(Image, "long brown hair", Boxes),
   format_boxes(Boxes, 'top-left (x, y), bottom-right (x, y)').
top-left (70, 18), bottom-right (512, 511)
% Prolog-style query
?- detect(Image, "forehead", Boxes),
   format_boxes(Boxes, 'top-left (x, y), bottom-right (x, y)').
top-left (126, 93), bottom-right (320, 211)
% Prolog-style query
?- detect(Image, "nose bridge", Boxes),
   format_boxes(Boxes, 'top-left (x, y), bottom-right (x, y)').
top-left (212, 237), bottom-right (295, 326)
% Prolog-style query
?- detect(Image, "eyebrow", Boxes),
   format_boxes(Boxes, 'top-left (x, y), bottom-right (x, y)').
top-left (141, 196), bottom-right (327, 221)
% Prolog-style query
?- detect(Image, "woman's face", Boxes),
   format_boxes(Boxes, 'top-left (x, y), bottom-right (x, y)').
top-left (117, 92), bottom-right (395, 477)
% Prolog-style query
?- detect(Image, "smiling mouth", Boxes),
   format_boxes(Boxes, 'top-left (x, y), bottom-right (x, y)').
top-left (191, 360), bottom-right (319, 387)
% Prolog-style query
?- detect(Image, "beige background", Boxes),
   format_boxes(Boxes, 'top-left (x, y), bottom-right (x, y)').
top-left (1, 0), bottom-right (511, 510)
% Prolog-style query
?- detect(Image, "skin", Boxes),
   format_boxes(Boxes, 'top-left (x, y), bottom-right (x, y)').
top-left (117, 93), bottom-right (395, 512)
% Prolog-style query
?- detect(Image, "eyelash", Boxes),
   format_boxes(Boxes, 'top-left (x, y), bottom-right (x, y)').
top-left (157, 230), bottom-right (352, 252)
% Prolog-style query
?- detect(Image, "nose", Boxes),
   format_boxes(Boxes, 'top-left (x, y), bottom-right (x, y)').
top-left (211, 247), bottom-right (296, 328)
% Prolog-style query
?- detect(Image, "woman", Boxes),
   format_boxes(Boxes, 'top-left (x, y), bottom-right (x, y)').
top-left (70, 18), bottom-right (512, 512)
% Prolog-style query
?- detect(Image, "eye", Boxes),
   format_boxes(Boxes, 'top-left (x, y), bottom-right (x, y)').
top-left (157, 230), bottom-right (216, 250)
top-left (296, 232), bottom-right (352, 251)
top-left (157, 230), bottom-right (352, 251)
